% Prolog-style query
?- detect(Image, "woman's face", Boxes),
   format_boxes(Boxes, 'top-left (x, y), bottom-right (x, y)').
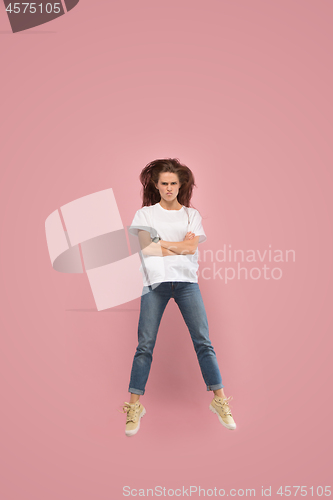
top-left (155, 172), bottom-right (181, 203)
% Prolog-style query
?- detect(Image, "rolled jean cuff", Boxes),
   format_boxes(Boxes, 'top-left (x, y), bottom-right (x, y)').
top-left (129, 387), bottom-right (145, 395)
top-left (206, 383), bottom-right (224, 391)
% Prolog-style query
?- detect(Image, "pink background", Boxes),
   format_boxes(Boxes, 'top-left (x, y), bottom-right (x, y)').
top-left (1, 1), bottom-right (332, 498)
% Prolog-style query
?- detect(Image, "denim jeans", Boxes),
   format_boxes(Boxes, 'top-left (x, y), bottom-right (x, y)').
top-left (128, 281), bottom-right (224, 395)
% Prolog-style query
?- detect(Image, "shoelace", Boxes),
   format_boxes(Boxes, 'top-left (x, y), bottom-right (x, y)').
top-left (118, 402), bottom-right (139, 423)
top-left (215, 395), bottom-right (233, 416)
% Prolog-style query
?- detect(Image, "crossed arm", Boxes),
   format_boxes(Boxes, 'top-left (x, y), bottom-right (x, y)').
top-left (138, 230), bottom-right (200, 256)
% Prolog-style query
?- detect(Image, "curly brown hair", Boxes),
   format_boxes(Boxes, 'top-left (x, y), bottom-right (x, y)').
top-left (139, 158), bottom-right (197, 208)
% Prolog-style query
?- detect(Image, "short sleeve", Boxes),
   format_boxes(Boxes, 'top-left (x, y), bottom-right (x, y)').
top-left (128, 209), bottom-right (157, 239)
top-left (190, 210), bottom-right (207, 244)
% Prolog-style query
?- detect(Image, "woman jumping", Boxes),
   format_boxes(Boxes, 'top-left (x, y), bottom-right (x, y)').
top-left (122, 158), bottom-right (236, 436)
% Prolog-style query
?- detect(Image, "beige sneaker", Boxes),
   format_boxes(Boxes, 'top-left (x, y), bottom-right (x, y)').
top-left (121, 401), bottom-right (146, 437)
top-left (209, 395), bottom-right (236, 430)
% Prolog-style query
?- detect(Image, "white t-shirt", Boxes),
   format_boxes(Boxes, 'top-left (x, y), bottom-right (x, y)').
top-left (128, 202), bottom-right (207, 287)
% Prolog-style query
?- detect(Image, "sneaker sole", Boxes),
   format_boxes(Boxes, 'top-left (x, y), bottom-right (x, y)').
top-left (125, 407), bottom-right (146, 437)
top-left (209, 404), bottom-right (236, 430)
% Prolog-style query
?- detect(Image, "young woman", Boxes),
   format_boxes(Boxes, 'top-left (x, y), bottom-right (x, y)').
top-left (122, 158), bottom-right (236, 436)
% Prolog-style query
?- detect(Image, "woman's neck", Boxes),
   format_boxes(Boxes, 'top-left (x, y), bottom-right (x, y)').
top-left (159, 199), bottom-right (183, 211)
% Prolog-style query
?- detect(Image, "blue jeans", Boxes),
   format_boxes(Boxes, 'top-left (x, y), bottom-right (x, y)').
top-left (128, 282), bottom-right (224, 395)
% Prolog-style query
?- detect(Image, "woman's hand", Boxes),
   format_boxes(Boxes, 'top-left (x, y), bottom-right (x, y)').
top-left (160, 234), bottom-right (198, 255)
top-left (184, 231), bottom-right (195, 241)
